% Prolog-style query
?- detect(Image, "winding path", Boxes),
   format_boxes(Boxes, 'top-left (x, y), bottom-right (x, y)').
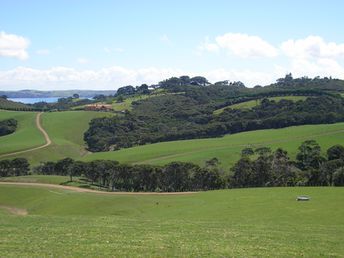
top-left (0, 182), bottom-right (196, 195)
top-left (0, 112), bottom-right (52, 158)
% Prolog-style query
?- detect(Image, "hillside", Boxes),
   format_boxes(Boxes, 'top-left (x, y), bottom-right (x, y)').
top-left (0, 111), bottom-right (45, 155)
top-left (0, 111), bottom-right (110, 164)
top-left (0, 184), bottom-right (343, 257)
top-left (83, 122), bottom-right (344, 168)
top-left (0, 98), bottom-right (32, 111)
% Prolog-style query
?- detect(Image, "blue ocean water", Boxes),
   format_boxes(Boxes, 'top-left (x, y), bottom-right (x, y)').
top-left (8, 97), bottom-right (61, 104)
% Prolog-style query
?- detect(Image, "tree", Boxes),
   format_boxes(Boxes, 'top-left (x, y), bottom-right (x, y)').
top-left (333, 167), bottom-right (344, 186)
top-left (0, 95), bottom-right (7, 99)
top-left (116, 95), bottom-right (124, 103)
top-left (327, 145), bottom-right (344, 161)
top-left (55, 158), bottom-right (74, 176)
top-left (241, 147), bottom-right (254, 157)
top-left (252, 151), bottom-right (273, 186)
top-left (136, 84), bottom-right (150, 94)
top-left (230, 157), bottom-right (253, 187)
top-left (116, 86), bottom-right (136, 96)
top-left (296, 140), bottom-right (324, 170)
top-left (272, 148), bottom-right (295, 186)
top-left (205, 157), bottom-right (220, 167)
top-left (68, 161), bottom-right (85, 182)
top-left (319, 159), bottom-right (344, 186)
top-left (0, 160), bottom-right (11, 177)
top-left (73, 93), bottom-right (80, 99)
top-left (255, 147), bottom-right (271, 157)
top-left (160, 162), bottom-right (194, 191)
top-left (190, 76), bottom-right (209, 86)
top-left (179, 76), bottom-right (191, 85)
top-left (10, 158), bottom-right (30, 176)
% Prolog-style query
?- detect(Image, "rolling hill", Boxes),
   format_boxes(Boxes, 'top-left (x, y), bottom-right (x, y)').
top-left (83, 122), bottom-right (344, 168)
top-left (2, 107), bottom-right (344, 168)
top-left (0, 111), bottom-right (110, 164)
top-left (0, 111), bottom-right (45, 155)
top-left (0, 98), bottom-right (32, 111)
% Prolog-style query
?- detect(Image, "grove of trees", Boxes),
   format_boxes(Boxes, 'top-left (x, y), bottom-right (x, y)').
top-left (0, 158), bottom-right (30, 177)
top-left (0, 119), bottom-right (17, 136)
top-left (2, 142), bottom-right (343, 191)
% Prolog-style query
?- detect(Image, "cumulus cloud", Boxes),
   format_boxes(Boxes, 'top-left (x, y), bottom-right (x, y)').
top-left (197, 37), bottom-right (219, 53)
top-left (281, 36), bottom-right (344, 59)
top-left (0, 66), bottom-right (185, 90)
top-left (0, 31), bottom-right (30, 60)
top-left (0, 65), bottom-right (279, 90)
top-left (204, 68), bottom-right (278, 87)
top-left (279, 36), bottom-right (344, 79)
top-left (199, 33), bottom-right (278, 58)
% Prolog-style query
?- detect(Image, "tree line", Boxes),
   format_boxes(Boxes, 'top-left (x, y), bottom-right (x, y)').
top-left (0, 119), bottom-right (17, 137)
top-left (33, 158), bottom-right (225, 192)
top-left (0, 158), bottom-right (30, 177)
top-left (231, 141), bottom-right (344, 187)
top-left (1, 141), bottom-right (344, 191)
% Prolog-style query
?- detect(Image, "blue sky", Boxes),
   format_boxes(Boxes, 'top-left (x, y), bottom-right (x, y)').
top-left (0, 0), bottom-right (343, 90)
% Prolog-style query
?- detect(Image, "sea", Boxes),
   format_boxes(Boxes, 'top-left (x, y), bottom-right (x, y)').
top-left (8, 97), bottom-right (61, 104)
top-left (8, 97), bottom-right (91, 104)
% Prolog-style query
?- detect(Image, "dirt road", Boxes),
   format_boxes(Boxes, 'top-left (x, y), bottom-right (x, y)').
top-left (0, 112), bottom-right (52, 158)
top-left (0, 182), bottom-right (197, 195)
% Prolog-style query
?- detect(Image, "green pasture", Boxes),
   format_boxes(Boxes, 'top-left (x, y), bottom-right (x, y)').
top-left (83, 122), bottom-right (344, 168)
top-left (0, 111), bottom-right (112, 164)
top-left (112, 95), bottom-right (150, 111)
top-left (0, 185), bottom-right (343, 257)
top-left (214, 96), bottom-right (307, 114)
top-left (0, 111), bottom-right (45, 155)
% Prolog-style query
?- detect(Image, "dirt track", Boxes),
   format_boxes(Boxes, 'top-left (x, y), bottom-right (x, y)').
top-left (0, 182), bottom-right (197, 195)
top-left (0, 205), bottom-right (28, 216)
top-left (0, 112), bottom-right (52, 158)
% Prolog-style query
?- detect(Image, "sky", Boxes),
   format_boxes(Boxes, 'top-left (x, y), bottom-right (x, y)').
top-left (0, 0), bottom-right (344, 90)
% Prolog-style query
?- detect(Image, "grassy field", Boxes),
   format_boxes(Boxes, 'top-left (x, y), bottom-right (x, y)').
top-left (112, 95), bottom-right (150, 111)
top-left (0, 184), bottom-right (343, 257)
top-left (214, 96), bottom-right (307, 114)
top-left (83, 122), bottom-right (344, 168)
top-left (0, 111), bottom-right (45, 155)
top-left (0, 111), bottom-right (111, 164)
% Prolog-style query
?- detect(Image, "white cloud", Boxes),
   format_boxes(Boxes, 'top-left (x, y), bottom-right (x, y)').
top-left (281, 36), bottom-right (344, 59)
top-left (204, 68), bottom-right (277, 87)
top-left (197, 37), bottom-right (219, 53)
top-left (288, 58), bottom-right (344, 79)
top-left (1, 61), bottom-right (344, 91)
top-left (0, 66), bottom-right (185, 90)
top-left (199, 33), bottom-right (278, 58)
top-left (35, 49), bottom-right (50, 55)
top-left (77, 58), bottom-right (89, 64)
top-left (0, 31), bottom-right (30, 60)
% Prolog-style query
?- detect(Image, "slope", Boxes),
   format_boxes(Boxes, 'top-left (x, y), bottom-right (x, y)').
top-left (83, 122), bottom-right (344, 168)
